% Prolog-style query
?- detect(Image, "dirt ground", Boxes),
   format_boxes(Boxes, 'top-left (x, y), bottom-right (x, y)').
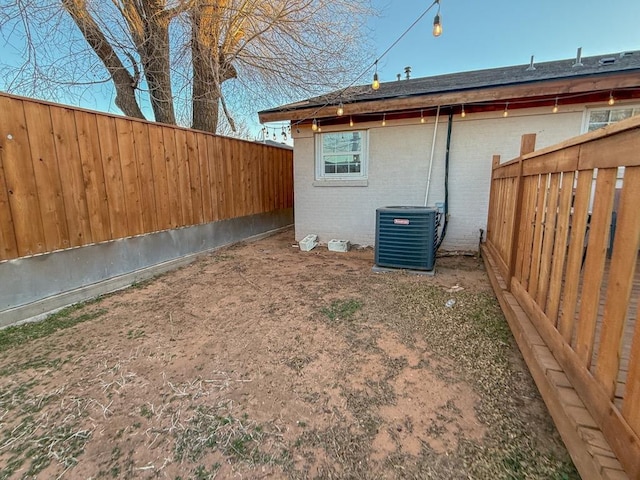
top-left (0, 228), bottom-right (578, 479)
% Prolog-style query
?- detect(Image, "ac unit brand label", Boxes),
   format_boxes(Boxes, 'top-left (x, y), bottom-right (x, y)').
top-left (393, 218), bottom-right (410, 225)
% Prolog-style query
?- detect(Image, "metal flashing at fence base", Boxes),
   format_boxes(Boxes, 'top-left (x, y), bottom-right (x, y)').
top-left (0, 209), bottom-right (293, 328)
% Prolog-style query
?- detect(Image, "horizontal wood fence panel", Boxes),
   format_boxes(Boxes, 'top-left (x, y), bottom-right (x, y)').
top-left (0, 92), bottom-right (293, 262)
top-left (522, 146), bottom-right (580, 176)
top-left (486, 115), bottom-right (640, 478)
top-left (492, 161), bottom-right (521, 179)
top-left (579, 129), bottom-right (640, 170)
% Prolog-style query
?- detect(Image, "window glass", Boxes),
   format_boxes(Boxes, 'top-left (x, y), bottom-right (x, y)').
top-left (587, 106), bottom-right (639, 132)
top-left (316, 131), bottom-right (367, 180)
top-left (610, 109), bottom-right (633, 122)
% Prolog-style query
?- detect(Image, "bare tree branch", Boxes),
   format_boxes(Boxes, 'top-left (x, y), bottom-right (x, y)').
top-left (0, 0), bottom-right (375, 133)
top-left (62, 0), bottom-right (145, 119)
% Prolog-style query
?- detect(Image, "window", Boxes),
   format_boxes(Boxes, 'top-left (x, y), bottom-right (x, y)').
top-left (585, 106), bottom-right (640, 132)
top-left (315, 130), bottom-right (368, 181)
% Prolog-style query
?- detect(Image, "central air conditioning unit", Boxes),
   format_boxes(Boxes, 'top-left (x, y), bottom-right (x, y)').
top-left (374, 206), bottom-right (438, 271)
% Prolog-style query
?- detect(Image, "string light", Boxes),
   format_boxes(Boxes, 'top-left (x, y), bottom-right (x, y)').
top-left (432, 1), bottom-right (442, 37)
top-left (312, 118), bottom-right (318, 131)
top-left (372, 61), bottom-right (380, 90)
top-left (286, 84), bottom-right (640, 134)
top-left (382, 113), bottom-right (386, 126)
top-left (289, 0), bottom-right (442, 131)
top-left (337, 102), bottom-right (344, 116)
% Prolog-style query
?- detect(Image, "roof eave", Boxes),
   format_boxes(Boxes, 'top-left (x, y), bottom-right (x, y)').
top-left (258, 70), bottom-right (640, 123)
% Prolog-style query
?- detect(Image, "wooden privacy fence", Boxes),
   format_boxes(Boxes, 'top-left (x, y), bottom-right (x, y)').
top-left (485, 116), bottom-right (640, 478)
top-left (0, 93), bottom-right (293, 262)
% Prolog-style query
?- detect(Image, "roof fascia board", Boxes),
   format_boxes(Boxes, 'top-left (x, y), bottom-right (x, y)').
top-left (258, 71), bottom-right (640, 123)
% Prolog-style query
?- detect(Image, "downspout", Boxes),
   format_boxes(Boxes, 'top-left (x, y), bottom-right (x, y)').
top-left (435, 111), bottom-right (454, 252)
top-left (423, 105), bottom-right (441, 206)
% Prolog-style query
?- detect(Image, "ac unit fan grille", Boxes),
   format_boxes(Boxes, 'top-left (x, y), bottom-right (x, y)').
top-left (375, 206), bottom-right (438, 271)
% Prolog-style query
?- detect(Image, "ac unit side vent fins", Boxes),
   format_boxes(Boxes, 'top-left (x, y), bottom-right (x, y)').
top-left (374, 206), bottom-right (438, 271)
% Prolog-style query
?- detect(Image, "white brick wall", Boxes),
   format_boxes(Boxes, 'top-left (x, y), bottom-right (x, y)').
top-left (292, 102), bottom-right (605, 251)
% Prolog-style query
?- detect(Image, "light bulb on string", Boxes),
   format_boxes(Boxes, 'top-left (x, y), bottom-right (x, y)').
top-left (337, 102), bottom-right (344, 116)
top-left (503, 103), bottom-right (509, 118)
top-left (432, 1), bottom-right (442, 38)
top-left (608, 92), bottom-right (615, 106)
top-left (349, 116), bottom-right (354, 127)
top-left (552, 98), bottom-right (559, 113)
top-left (382, 114), bottom-right (386, 126)
top-left (372, 60), bottom-right (380, 90)
top-left (461, 105), bottom-right (466, 118)
top-left (420, 109), bottom-right (425, 123)
top-left (312, 119), bottom-right (318, 131)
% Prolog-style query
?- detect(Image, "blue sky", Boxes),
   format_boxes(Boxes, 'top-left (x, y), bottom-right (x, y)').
top-left (371, 0), bottom-right (640, 81)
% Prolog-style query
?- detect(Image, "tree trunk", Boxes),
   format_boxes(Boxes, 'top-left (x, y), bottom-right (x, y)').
top-left (62, 0), bottom-right (145, 120)
top-left (138, 7), bottom-right (176, 125)
top-left (190, 3), bottom-right (237, 133)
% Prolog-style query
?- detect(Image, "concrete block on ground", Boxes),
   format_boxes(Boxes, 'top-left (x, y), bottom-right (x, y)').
top-left (328, 239), bottom-right (350, 252)
top-left (299, 234), bottom-right (318, 252)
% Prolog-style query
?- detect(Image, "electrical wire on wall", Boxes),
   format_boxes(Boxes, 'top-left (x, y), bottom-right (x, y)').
top-left (435, 111), bottom-right (453, 252)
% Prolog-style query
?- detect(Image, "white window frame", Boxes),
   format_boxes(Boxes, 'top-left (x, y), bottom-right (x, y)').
top-left (582, 104), bottom-right (640, 133)
top-left (315, 130), bottom-right (369, 182)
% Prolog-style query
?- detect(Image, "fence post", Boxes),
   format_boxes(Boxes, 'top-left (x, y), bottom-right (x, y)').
top-left (486, 155), bottom-right (501, 244)
top-left (506, 134), bottom-right (536, 290)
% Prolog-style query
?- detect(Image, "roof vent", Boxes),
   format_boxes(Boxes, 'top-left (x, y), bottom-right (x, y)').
top-left (404, 66), bottom-right (411, 79)
top-left (572, 47), bottom-right (584, 67)
top-left (599, 57), bottom-right (617, 66)
top-left (526, 55), bottom-right (536, 71)
top-left (620, 51), bottom-right (635, 58)
top-left (396, 73), bottom-right (402, 81)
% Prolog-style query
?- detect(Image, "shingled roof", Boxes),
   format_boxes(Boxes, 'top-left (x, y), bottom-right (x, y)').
top-left (258, 50), bottom-right (640, 123)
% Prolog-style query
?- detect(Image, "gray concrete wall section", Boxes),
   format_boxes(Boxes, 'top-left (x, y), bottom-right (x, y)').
top-left (0, 209), bottom-right (293, 327)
